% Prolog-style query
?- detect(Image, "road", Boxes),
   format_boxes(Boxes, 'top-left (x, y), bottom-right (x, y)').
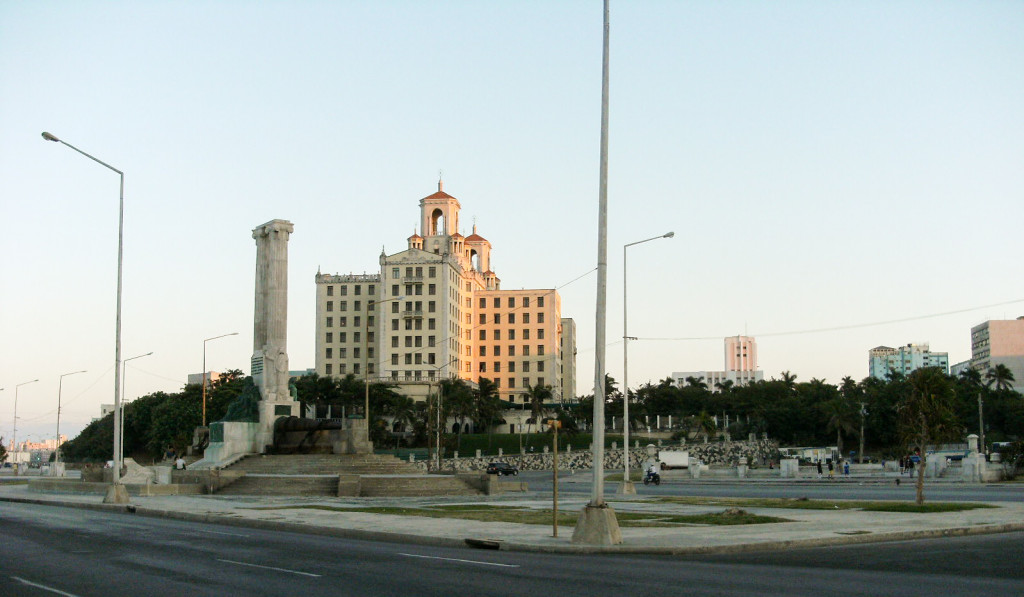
top-left (1, 501), bottom-right (1022, 596)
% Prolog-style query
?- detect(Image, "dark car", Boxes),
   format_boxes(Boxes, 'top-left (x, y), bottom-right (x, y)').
top-left (486, 462), bottom-right (518, 476)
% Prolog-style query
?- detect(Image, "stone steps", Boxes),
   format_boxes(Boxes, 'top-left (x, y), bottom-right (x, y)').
top-left (225, 454), bottom-right (423, 476)
top-left (359, 475), bottom-right (481, 497)
top-left (216, 475), bottom-right (340, 496)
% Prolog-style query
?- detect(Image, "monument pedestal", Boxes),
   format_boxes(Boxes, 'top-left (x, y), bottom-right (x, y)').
top-left (257, 400), bottom-right (300, 452)
top-left (102, 483), bottom-right (130, 504)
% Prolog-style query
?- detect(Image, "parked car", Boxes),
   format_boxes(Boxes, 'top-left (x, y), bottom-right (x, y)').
top-left (486, 462), bottom-right (519, 476)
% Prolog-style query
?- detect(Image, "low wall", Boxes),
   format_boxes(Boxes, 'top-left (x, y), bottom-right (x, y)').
top-left (417, 439), bottom-right (779, 473)
top-left (28, 478), bottom-right (206, 496)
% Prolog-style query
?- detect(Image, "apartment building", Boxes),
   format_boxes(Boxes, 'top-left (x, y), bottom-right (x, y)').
top-left (868, 343), bottom-right (949, 380)
top-left (971, 318), bottom-right (1024, 393)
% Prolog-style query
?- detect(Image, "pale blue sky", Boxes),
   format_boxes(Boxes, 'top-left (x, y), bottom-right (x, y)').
top-left (2, 1), bottom-right (1022, 442)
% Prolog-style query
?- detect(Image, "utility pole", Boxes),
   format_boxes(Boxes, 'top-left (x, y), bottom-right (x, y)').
top-left (858, 402), bottom-right (867, 465)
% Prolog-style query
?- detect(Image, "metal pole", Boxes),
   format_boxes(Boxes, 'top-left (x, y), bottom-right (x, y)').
top-left (978, 391), bottom-right (985, 457)
top-left (14, 379), bottom-right (39, 474)
top-left (621, 232), bottom-right (673, 491)
top-left (553, 420), bottom-right (560, 537)
top-left (119, 352), bottom-right (152, 464)
top-left (41, 132), bottom-right (125, 493)
top-left (203, 334), bottom-right (237, 427)
top-left (858, 402), bottom-right (866, 465)
top-left (56, 371), bottom-right (86, 472)
top-left (366, 297), bottom-right (403, 438)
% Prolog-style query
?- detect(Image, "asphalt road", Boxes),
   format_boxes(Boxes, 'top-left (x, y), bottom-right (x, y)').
top-left (2, 501), bottom-right (1022, 596)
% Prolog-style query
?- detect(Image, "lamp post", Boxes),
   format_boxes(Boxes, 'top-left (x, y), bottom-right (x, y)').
top-left (978, 391), bottom-right (985, 458)
top-left (120, 352), bottom-right (153, 463)
top-left (42, 131), bottom-right (129, 503)
top-left (203, 334), bottom-right (238, 426)
top-left (14, 379), bottom-right (39, 474)
top-left (429, 358), bottom-right (456, 471)
top-left (619, 231), bottom-right (673, 495)
top-left (54, 370), bottom-right (86, 474)
top-left (365, 296), bottom-right (404, 437)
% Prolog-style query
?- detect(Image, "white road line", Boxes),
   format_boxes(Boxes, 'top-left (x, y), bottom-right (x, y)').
top-left (217, 559), bottom-right (322, 577)
top-left (203, 530), bottom-right (250, 537)
top-left (11, 576), bottom-right (80, 597)
top-left (397, 553), bottom-right (520, 568)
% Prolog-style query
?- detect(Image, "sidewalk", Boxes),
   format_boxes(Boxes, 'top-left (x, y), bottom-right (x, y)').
top-left (2, 481), bottom-right (1023, 554)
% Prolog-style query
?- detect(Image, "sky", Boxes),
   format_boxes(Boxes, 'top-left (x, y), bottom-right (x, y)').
top-left (2, 1), bottom-right (1022, 446)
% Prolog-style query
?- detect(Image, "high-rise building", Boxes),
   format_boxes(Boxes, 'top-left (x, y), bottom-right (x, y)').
top-left (315, 182), bottom-right (576, 417)
top-left (971, 318), bottom-right (1024, 393)
top-left (673, 335), bottom-right (764, 390)
top-left (868, 343), bottom-right (949, 380)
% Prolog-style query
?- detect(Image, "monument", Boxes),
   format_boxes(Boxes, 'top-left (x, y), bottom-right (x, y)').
top-left (251, 219), bottom-right (301, 450)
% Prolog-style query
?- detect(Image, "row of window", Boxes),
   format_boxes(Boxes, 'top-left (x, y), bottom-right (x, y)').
top-left (477, 313), bottom-right (545, 325)
top-left (392, 266), bottom-right (438, 279)
top-left (324, 347), bottom-right (373, 359)
top-left (323, 362), bottom-right (371, 375)
top-left (478, 296), bottom-right (545, 309)
top-left (325, 284), bottom-right (376, 297)
top-left (479, 360), bottom-right (545, 373)
top-left (479, 345), bottom-right (546, 357)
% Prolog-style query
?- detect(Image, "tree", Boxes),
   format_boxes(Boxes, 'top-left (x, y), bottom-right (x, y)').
top-left (473, 377), bottom-right (504, 449)
top-left (821, 397), bottom-right (858, 458)
top-left (690, 411), bottom-right (716, 443)
top-left (985, 364), bottom-right (1016, 393)
top-left (525, 382), bottom-right (553, 434)
top-left (0, 437), bottom-right (7, 464)
top-left (899, 367), bottom-right (958, 505)
top-left (383, 395), bottom-right (417, 448)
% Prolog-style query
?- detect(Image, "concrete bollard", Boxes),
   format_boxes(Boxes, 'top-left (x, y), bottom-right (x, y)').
top-left (476, 449), bottom-right (481, 458)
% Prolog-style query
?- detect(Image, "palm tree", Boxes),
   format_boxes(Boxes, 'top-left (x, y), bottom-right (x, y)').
top-left (386, 395), bottom-right (417, 449)
top-left (714, 380), bottom-right (734, 394)
top-left (685, 376), bottom-right (708, 391)
top-left (900, 367), bottom-right (958, 505)
top-left (821, 397), bottom-right (858, 458)
top-left (691, 411), bottom-right (716, 443)
top-left (525, 382), bottom-right (553, 435)
top-left (779, 371), bottom-right (797, 391)
top-left (985, 364), bottom-right (1016, 393)
top-left (473, 377), bottom-right (503, 450)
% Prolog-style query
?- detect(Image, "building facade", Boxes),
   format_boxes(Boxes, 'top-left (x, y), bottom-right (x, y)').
top-left (315, 182), bottom-right (576, 412)
top-left (971, 318), bottom-right (1024, 393)
top-left (673, 335), bottom-right (764, 390)
top-left (868, 343), bottom-right (949, 380)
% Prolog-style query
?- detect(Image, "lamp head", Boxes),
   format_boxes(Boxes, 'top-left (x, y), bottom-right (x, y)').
top-left (664, 232), bottom-right (675, 238)
top-left (42, 132), bottom-right (60, 142)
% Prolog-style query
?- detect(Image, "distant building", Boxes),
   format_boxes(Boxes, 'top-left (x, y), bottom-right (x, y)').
top-left (314, 182), bottom-right (576, 421)
top-left (187, 371), bottom-right (221, 388)
top-left (950, 360), bottom-right (972, 378)
top-left (868, 343), bottom-right (949, 380)
top-left (673, 335), bottom-right (764, 390)
top-left (971, 317), bottom-right (1024, 393)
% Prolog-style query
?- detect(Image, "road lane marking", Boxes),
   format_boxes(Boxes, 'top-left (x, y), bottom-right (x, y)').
top-left (203, 530), bottom-right (250, 537)
top-left (397, 553), bottom-right (520, 568)
top-left (217, 559), bottom-right (322, 577)
top-left (12, 576), bottom-right (80, 596)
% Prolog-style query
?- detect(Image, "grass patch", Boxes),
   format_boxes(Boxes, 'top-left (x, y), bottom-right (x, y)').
top-left (253, 504), bottom-right (788, 526)
top-left (652, 496), bottom-right (996, 512)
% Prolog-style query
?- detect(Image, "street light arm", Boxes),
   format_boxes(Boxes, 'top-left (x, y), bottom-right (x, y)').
top-left (624, 231), bottom-right (675, 249)
top-left (42, 132), bottom-right (123, 175)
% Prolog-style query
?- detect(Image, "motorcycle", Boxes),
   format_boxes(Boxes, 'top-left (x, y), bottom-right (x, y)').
top-left (643, 470), bottom-right (661, 486)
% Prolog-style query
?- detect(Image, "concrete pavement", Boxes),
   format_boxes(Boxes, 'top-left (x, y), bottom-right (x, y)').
top-left (3, 475), bottom-right (1024, 554)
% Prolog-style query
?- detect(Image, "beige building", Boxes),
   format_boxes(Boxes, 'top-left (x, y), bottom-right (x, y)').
top-left (971, 318), bottom-right (1024, 393)
top-left (315, 182), bottom-right (576, 417)
top-left (673, 335), bottom-right (764, 390)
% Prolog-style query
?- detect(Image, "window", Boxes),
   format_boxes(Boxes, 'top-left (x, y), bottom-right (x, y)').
top-left (494, 314), bottom-right (501, 324)
top-left (494, 362), bottom-right (501, 372)
top-left (340, 301), bottom-right (348, 311)
top-left (523, 345), bottom-right (530, 356)
top-left (405, 267), bottom-right (413, 277)
top-left (405, 354), bottom-right (413, 364)
top-left (354, 286), bottom-right (361, 296)
top-left (414, 353), bottom-right (422, 364)
top-left (538, 360), bottom-right (545, 372)
top-left (538, 329), bottom-right (545, 339)
top-left (340, 347), bottom-right (347, 358)
top-left (479, 314), bottom-right (486, 325)
top-left (405, 336), bottom-right (412, 347)
top-left (429, 284), bottom-right (436, 295)
top-left (341, 286), bottom-right (348, 296)
top-left (508, 297), bottom-right (515, 308)
top-left (414, 336), bottom-right (422, 347)
top-left (508, 361), bottom-right (515, 372)
top-left (494, 330), bottom-right (501, 341)
top-left (414, 319), bottom-right (422, 330)
top-left (479, 298), bottom-right (486, 308)
top-left (538, 345), bottom-right (545, 356)
top-left (405, 319), bottom-right (412, 330)
top-left (523, 297), bottom-right (530, 308)
top-left (524, 329), bottom-right (530, 340)
top-left (508, 378), bottom-right (515, 388)
top-left (354, 316), bottom-right (361, 327)
top-left (480, 346), bottom-right (487, 356)
top-left (326, 333), bottom-right (333, 343)
top-left (509, 345), bottom-right (516, 356)
top-left (391, 319), bottom-right (398, 330)
top-left (339, 332), bottom-right (347, 343)
top-left (327, 286), bottom-right (334, 296)
top-left (524, 313), bottom-right (530, 324)
top-left (405, 285), bottom-right (412, 295)
top-left (392, 284), bottom-right (399, 295)
top-left (415, 284), bottom-right (422, 295)
top-left (354, 332), bottom-right (361, 343)
top-left (325, 364), bottom-right (332, 375)
top-left (479, 362), bottom-right (487, 372)
top-left (392, 336), bottom-right (399, 347)
top-left (494, 346), bottom-right (501, 357)
top-left (523, 361), bottom-right (530, 371)
top-left (368, 347), bottom-right (374, 358)
top-left (327, 301), bottom-right (334, 312)
top-left (493, 298), bottom-right (501, 308)
top-left (339, 317), bottom-right (347, 327)
top-left (428, 353), bottom-right (435, 364)
top-left (538, 313), bottom-right (545, 323)
top-left (509, 314), bottom-right (516, 324)
top-left (494, 378), bottom-right (501, 387)
top-left (428, 318), bottom-right (436, 330)
top-left (368, 284), bottom-right (375, 295)
top-left (537, 297), bottom-right (544, 307)
top-left (326, 317), bottom-right (333, 327)
top-left (392, 302), bottom-right (400, 313)
top-left (354, 301), bottom-right (361, 311)
top-left (428, 301), bottom-right (436, 312)
top-left (392, 268), bottom-right (399, 278)
top-left (509, 329), bottom-right (516, 340)
top-left (429, 266), bottom-right (436, 277)
top-left (326, 348), bottom-right (332, 359)
top-left (523, 377), bottom-right (530, 388)
top-left (354, 347), bottom-right (361, 358)
top-left (415, 266), bottom-right (422, 277)
top-left (368, 332), bottom-right (375, 343)
top-left (480, 330), bottom-right (487, 341)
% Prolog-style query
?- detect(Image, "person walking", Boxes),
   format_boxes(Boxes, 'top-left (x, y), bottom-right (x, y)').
top-left (843, 460), bottom-right (850, 476)
top-left (816, 460), bottom-right (823, 479)
top-left (827, 460), bottom-right (834, 480)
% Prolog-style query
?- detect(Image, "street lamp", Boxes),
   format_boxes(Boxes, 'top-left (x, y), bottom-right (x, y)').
top-left (54, 370), bottom-right (86, 474)
top-left (203, 334), bottom-right (238, 426)
top-left (42, 131), bottom-right (129, 504)
top-left (14, 379), bottom-right (39, 474)
top-left (429, 357), bottom-right (457, 471)
top-left (620, 231), bottom-right (674, 495)
top-left (121, 352), bottom-right (153, 463)
top-left (365, 296), bottom-right (404, 437)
